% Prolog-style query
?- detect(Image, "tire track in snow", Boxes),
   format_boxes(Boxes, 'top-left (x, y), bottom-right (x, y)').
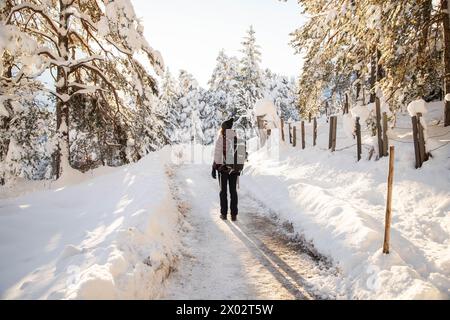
top-left (163, 164), bottom-right (335, 300)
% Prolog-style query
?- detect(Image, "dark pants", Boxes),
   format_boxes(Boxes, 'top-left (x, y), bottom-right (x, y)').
top-left (219, 172), bottom-right (238, 216)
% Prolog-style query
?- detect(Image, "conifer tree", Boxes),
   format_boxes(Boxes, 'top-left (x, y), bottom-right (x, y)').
top-left (2, 0), bottom-right (165, 179)
top-left (236, 26), bottom-right (265, 133)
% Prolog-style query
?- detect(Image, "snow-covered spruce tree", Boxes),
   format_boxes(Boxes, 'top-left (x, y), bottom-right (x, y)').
top-left (236, 26), bottom-right (265, 134)
top-left (177, 70), bottom-right (204, 144)
top-left (263, 69), bottom-right (300, 121)
top-left (131, 93), bottom-right (168, 162)
top-left (208, 50), bottom-right (240, 119)
top-left (158, 68), bottom-right (181, 144)
top-left (0, 86), bottom-right (54, 184)
top-left (3, 0), bottom-right (164, 179)
top-left (199, 90), bottom-right (221, 145)
top-left (0, 2), bottom-right (54, 184)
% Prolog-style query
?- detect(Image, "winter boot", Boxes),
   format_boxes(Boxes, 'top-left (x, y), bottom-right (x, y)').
top-left (231, 214), bottom-right (237, 222)
top-left (220, 214), bottom-right (227, 220)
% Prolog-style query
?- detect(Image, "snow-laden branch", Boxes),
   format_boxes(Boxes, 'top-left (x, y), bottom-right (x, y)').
top-left (38, 50), bottom-right (104, 70)
top-left (6, 3), bottom-right (59, 35)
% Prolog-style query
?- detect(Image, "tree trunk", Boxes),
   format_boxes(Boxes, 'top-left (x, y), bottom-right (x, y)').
top-left (442, 0), bottom-right (450, 126)
top-left (376, 49), bottom-right (383, 82)
top-left (370, 49), bottom-right (383, 103)
top-left (54, 0), bottom-right (71, 179)
top-left (417, 0), bottom-right (432, 97)
top-left (355, 71), bottom-right (362, 103)
top-left (0, 53), bottom-right (13, 185)
top-left (369, 52), bottom-right (377, 103)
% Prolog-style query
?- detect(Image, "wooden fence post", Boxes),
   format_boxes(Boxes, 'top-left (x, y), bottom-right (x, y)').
top-left (293, 126), bottom-right (297, 147)
top-left (344, 93), bottom-right (349, 114)
top-left (288, 123), bottom-right (292, 144)
top-left (325, 101), bottom-right (329, 122)
top-left (328, 116), bottom-right (333, 149)
top-left (280, 118), bottom-right (285, 142)
top-left (301, 121), bottom-right (305, 149)
top-left (332, 116), bottom-right (337, 152)
top-left (356, 117), bottom-right (362, 161)
top-left (329, 116), bottom-right (337, 152)
top-left (383, 146), bottom-right (395, 254)
top-left (382, 112), bottom-right (389, 157)
top-left (313, 117), bottom-right (317, 146)
top-left (308, 112), bottom-right (312, 123)
top-left (417, 113), bottom-right (429, 163)
top-left (411, 115), bottom-right (421, 168)
top-left (375, 97), bottom-right (384, 158)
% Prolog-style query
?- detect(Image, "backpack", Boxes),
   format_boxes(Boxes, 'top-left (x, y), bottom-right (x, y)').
top-left (220, 132), bottom-right (246, 174)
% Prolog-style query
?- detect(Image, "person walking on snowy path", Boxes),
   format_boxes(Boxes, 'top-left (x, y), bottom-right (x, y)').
top-left (211, 118), bottom-right (244, 221)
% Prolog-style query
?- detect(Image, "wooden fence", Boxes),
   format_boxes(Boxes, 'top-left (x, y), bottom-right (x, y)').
top-left (278, 109), bottom-right (438, 169)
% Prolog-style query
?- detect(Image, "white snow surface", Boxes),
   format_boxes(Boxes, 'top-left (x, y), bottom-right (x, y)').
top-left (0, 101), bottom-right (449, 300)
top-left (0, 147), bottom-right (180, 299)
top-left (243, 102), bottom-right (449, 299)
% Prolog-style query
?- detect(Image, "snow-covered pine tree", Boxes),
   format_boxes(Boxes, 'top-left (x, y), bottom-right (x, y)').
top-left (158, 68), bottom-right (181, 144)
top-left (236, 26), bottom-right (265, 134)
top-left (2, 0), bottom-right (165, 179)
top-left (0, 2), bottom-right (54, 184)
top-left (0, 88), bottom-right (54, 184)
top-left (199, 90), bottom-right (221, 145)
top-left (264, 70), bottom-right (300, 121)
top-left (208, 50), bottom-right (240, 119)
top-left (177, 70), bottom-right (204, 144)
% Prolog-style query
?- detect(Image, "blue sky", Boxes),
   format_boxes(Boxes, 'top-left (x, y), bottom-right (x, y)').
top-left (131, 0), bottom-right (305, 87)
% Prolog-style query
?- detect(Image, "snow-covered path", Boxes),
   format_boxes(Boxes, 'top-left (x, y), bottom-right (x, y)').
top-left (163, 164), bottom-right (333, 300)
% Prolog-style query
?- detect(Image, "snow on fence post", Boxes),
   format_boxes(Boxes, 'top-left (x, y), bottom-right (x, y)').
top-left (301, 121), bottom-right (306, 149)
top-left (293, 126), bottom-right (297, 147)
top-left (383, 146), bottom-right (395, 254)
top-left (411, 115), bottom-right (422, 168)
top-left (375, 97), bottom-right (384, 158)
top-left (356, 117), bottom-right (362, 161)
top-left (313, 117), bottom-right (317, 146)
top-left (280, 118), bottom-right (285, 142)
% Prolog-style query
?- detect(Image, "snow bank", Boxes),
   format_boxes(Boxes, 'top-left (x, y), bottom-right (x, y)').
top-left (0, 147), bottom-right (180, 299)
top-left (242, 106), bottom-right (450, 299)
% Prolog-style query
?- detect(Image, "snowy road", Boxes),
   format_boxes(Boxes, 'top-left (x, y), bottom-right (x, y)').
top-left (163, 164), bottom-right (333, 300)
